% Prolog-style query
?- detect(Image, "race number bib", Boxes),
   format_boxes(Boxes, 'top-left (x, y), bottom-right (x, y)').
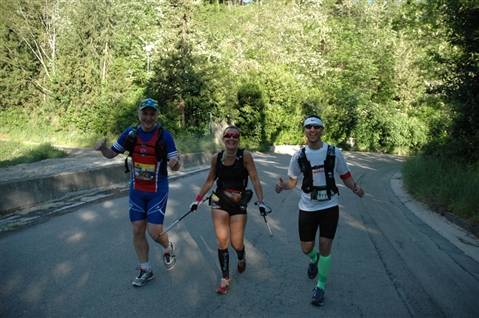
top-left (310, 186), bottom-right (330, 202)
top-left (134, 162), bottom-right (155, 180)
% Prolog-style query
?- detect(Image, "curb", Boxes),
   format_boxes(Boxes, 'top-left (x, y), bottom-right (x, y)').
top-left (392, 171), bottom-right (479, 240)
top-left (437, 206), bottom-right (479, 239)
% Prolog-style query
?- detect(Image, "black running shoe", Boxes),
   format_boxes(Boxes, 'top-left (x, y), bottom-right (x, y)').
top-left (307, 253), bottom-right (319, 279)
top-left (311, 286), bottom-right (325, 306)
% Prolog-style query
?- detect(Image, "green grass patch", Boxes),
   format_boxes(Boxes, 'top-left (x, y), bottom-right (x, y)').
top-left (0, 141), bottom-right (68, 168)
top-left (402, 154), bottom-right (479, 226)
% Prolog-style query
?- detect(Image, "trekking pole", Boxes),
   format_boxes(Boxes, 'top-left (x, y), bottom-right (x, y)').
top-left (255, 201), bottom-right (273, 237)
top-left (154, 196), bottom-right (209, 241)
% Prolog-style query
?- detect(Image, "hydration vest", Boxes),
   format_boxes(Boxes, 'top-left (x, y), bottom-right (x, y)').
top-left (215, 149), bottom-right (249, 191)
top-left (298, 145), bottom-right (339, 200)
top-left (123, 125), bottom-right (167, 174)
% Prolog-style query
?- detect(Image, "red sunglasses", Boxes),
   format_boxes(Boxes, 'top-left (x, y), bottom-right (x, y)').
top-left (223, 133), bottom-right (239, 139)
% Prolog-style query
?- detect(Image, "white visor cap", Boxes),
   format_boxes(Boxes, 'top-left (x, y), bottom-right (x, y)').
top-left (303, 117), bottom-right (324, 127)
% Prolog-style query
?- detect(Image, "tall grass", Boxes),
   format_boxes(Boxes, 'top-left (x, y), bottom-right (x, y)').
top-left (402, 155), bottom-right (479, 225)
top-left (0, 141), bottom-right (68, 168)
top-left (0, 125), bottom-right (122, 149)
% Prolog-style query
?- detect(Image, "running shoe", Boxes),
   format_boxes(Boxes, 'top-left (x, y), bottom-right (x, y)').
top-left (216, 277), bottom-right (230, 294)
top-left (308, 253), bottom-right (319, 279)
top-left (237, 258), bottom-right (246, 273)
top-left (311, 286), bottom-right (325, 306)
top-left (163, 242), bottom-right (176, 270)
top-left (132, 268), bottom-right (154, 287)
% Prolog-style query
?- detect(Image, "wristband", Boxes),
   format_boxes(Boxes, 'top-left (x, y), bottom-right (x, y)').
top-left (195, 195), bottom-right (203, 202)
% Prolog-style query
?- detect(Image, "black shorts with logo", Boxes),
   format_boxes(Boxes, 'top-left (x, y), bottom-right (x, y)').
top-left (298, 205), bottom-right (339, 241)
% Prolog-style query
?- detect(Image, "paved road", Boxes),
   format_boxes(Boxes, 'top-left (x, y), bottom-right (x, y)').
top-left (1, 152), bottom-right (478, 317)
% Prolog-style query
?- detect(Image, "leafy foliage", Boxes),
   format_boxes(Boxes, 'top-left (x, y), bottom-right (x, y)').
top-left (423, 0), bottom-right (479, 163)
top-left (0, 0), bottom-right (475, 161)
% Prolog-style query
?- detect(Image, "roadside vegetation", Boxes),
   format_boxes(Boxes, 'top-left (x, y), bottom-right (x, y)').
top-left (402, 155), bottom-right (479, 226)
top-left (1, 1), bottom-right (477, 225)
top-left (0, 141), bottom-right (67, 168)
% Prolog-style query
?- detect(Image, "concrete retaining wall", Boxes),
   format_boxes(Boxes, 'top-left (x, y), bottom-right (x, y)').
top-left (0, 152), bottom-right (211, 216)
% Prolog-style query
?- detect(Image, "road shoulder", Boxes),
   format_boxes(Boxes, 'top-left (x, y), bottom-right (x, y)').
top-left (391, 171), bottom-right (479, 263)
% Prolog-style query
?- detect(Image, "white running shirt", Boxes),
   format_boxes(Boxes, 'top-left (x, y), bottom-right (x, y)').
top-left (287, 143), bottom-right (350, 212)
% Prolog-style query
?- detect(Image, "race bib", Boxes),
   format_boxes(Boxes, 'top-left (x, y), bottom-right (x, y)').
top-left (134, 162), bottom-right (155, 180)
top-left (310, 186), bottom-right (330, 202)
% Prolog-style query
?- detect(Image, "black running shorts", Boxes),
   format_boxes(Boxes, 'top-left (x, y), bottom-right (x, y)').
top-left (298, 205), bottom-right (339, 241)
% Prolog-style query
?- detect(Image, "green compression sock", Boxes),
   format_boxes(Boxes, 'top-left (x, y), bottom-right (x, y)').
top-left (317, 254), bottom-right (332, 290)
top-left (306, 248), bottom-right (318, 263)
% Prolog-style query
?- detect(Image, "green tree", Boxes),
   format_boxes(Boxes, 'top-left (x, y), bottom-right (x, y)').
top-left (426, 0), bottom-right (479, 163)
top-left (0, 0), bottom-right (453, 155)
top-left (0, 0), bottom-right (59, 125)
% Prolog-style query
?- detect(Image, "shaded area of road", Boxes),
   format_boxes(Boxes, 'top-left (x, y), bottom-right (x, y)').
top-left (1, 152), bottom-right (478, 317)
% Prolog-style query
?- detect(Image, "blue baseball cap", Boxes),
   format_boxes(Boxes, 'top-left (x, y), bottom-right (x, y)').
top-left (138, 98), bottom-right (159, 111)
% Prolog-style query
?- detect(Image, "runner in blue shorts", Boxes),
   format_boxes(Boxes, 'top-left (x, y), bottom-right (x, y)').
top-left (95, 98), bottom-right (181, 287)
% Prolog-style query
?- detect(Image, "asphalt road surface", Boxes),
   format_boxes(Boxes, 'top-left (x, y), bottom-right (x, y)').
top-left (1, 152), bottom-right (478, 317)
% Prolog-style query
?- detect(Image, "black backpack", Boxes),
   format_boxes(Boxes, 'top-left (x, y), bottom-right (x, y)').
top-left (215, 149), bottom-right (249, 190)
top-left (123, 126), bottom-right (167, 174)
top-left (298, 145), bottom-right (339, 199)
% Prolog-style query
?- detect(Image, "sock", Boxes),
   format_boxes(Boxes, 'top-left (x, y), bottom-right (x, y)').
top-left (236, 246), bottom-right (245, 260)
top-left (317, 254), bottom-right (332, 290)
top-left (140, 262), bottom-right (151, 271)
top-left (306, 247), bottom-right (318, 263)
top-left (163, 243), bottom-right (171, 254)
top-left (218, 248), bottom-right (229, 278)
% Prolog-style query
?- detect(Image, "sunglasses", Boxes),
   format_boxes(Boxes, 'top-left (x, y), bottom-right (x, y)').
top-left (223, 133), bottom-right (239, 139)
top-left (304, 124), bottom-right (322, 129)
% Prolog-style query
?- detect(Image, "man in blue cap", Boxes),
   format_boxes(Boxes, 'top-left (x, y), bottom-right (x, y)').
top-left (95, 98), bottom-right (181, 287)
